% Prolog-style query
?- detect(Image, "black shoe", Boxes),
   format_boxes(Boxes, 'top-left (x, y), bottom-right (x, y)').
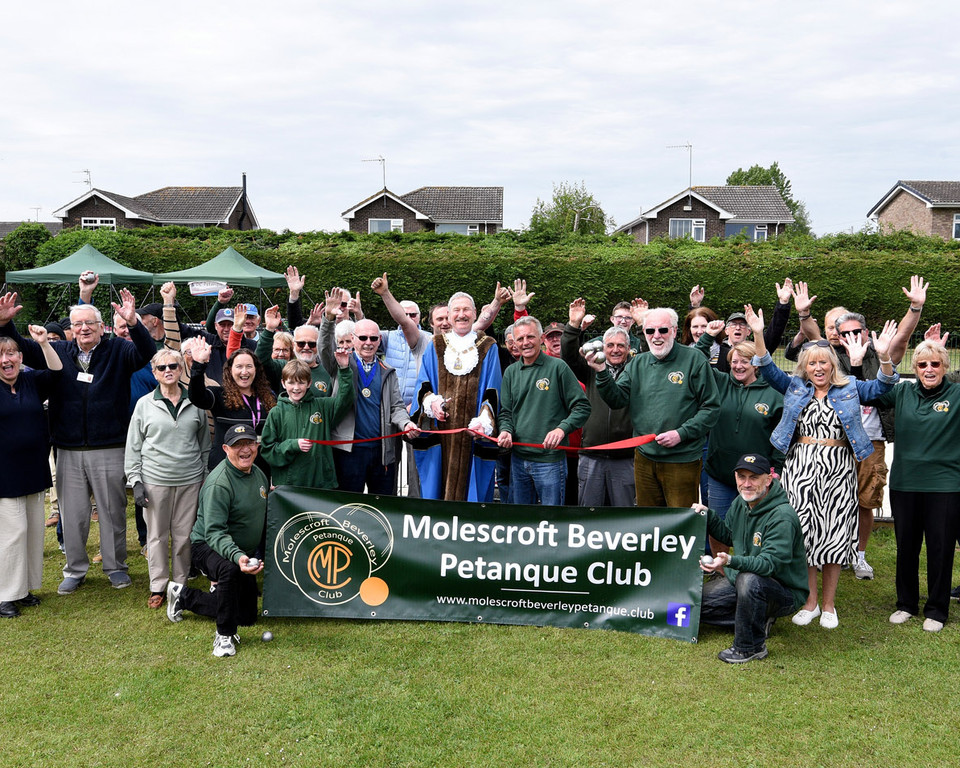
top-left (15, 593), bottom-right (41, 607)
top-left (718, 645), bottom-right (768, 664)
top-left (0, 601), bottom-right (20, 618)
top-left (765, 616), bottom-right (776, 639)
top-left (951, 584), bottom-right (960, 600)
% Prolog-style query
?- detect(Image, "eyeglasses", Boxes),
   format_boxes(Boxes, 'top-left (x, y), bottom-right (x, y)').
top-left (155, 363), bottom-right (180, 372)
top-left (295, 340), bottom-right (317, 349)
top-left (801, 339), bottom-right (831, 350)
top-left (405, 312), bottom-right (420, 318)
top-left (644, 327), bottom-right (671, 336)
top-left (356, 335), bottom-right (379, 342)
top-left (612, 315), bottom-right (632, 323)
top-left (917, 360), bottom-right (942, 369)
top-left (71, 320), bottom-right (99, 328)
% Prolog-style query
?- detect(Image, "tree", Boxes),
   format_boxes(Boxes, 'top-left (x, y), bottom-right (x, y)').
top-left (725, 162), bottom-right (812, 235)
top-left (0, 222), bottom-right (53, 320)
top-left (528, 181), bottom-right (614, 236)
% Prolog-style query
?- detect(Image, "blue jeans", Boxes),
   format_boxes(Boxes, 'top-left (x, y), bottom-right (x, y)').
top-left (706, 476), bottom-right (739, 521)
top-left (700, 572), bottom-right (796, 653)
top-left (510, 456), bottom-right (567, 506)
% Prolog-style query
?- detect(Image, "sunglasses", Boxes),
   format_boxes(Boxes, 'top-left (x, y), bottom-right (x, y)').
top-left (841, 328), bottom-right (866, 335)
top-left (295, 340), bottom-right (317, 349)
top-left (917, 360), bottom-right (942, 369)
top-left (405, 312), bottom-right (420, 318)
top-left (340, 302), bottom-right (348, 308)
top-left (356, 335), bottom-right (379, 342)
top-left (155, 363), bottom-right (180, 372)
top-left (644, 327), bottom-right (671, 336)
top-left (801, 339), bottom-right (831, 350)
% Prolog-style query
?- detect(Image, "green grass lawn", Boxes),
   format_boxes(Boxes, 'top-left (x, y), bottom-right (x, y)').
top-left (2, 505), bottom-right (958, 768)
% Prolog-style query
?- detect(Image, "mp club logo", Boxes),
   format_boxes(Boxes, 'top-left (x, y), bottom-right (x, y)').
top-left (272, 502), bottom-right (394, 608)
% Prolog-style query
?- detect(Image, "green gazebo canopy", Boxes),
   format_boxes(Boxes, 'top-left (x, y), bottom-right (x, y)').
top-left (5, 243), bottom-right (154, 284)
top-left (153, 246), bottom-right (285, 288)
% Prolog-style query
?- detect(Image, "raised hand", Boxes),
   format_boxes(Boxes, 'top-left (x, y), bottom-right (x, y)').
top-left (902, 275), bottom-right (928, 308)
top-left (371, 272), bottom-right (389, 296)
top-left (160, 281), bottom-right (177, 305)
top-left (743, 304), bottom-right (765, 336)
top-left (512, 279), bottom-right (534, 310)
top-left (630, 298), bottom-right (649, 325)
top-left (308, 303), bottom-right (325, 326)
top-left (792, 281), bottom-right (816, 315)
top-left (348, 291), bottom-right (363, 319)
top-left (689, 285), bottom-right (704, 308)
top-left (324, 287), bottom-right (347, 319)
top-left (285, 266), bottom-right (305, 300)
top-left (872, 319), bottom-right (898, 360)
top-left (264, 305), bottom-right (282, 332)
top-left (28, 324), bottom-right (49, 344)
top-left (492, 281), bottom-right (511, 306)
top-left (705, 319), bottom-right (725, 338)
top-left (217, 286), bottom-right (234, 305)
top-left (191, 338), bottom-right (212, 364)
top-left (232, 303), bottom-right (247, 332)
top-left (569, 297), bottom-right (586, 327)
top-left (0, 292), bottom-right (24, 325)
top-left (112, 288), bottom-right (137, 325)
top-left (924, 323), bottom-right (949, 347)
top-left (776, 278), bottom-right (794, 304)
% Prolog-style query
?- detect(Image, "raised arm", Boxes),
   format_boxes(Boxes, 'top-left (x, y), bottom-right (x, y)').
top-left (474, 282), bottom-right (512, 332)
top-left (371, 273), bottom-right (420, 347)
top-left (888, 275), bottom-right (928, 365)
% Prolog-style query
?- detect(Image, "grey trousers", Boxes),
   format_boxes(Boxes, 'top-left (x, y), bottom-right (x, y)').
top-left (577, 454), bottom-right (637, 507)
top-left (143, 481), bottom-right (202, 593)
top-left (56, 447), bottom-right (128, 579)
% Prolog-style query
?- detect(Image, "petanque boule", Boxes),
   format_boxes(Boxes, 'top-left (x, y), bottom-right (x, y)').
top-left (594, 352), bottom-right (605, 363)
top-left (247, 557), bottom-right (260, 569)
top-left (700, 555), bottom-right (715, 566)
top-left (261, 631), bottom-right (274, 642)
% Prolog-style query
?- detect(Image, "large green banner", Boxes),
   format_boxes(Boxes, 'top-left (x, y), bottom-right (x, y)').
top-left (263, 488), bottom-right (707, 642)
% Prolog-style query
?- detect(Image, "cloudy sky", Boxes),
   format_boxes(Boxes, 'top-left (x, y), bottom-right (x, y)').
top-left (2, 1), bottom-right (957, 235)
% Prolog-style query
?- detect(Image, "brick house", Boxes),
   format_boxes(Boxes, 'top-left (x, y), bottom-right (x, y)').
top-left (342, 186), bottom-right (503, 234)
top-left (615, 186), bottom-right (794, 244)
top-left (53, 178), bottom-right (258, 231)
top-left (867, 180), bottom-right (960, 240)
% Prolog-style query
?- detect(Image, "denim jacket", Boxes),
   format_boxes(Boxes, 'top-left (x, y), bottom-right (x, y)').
top-left (752, 352), bottom-right (899, 461)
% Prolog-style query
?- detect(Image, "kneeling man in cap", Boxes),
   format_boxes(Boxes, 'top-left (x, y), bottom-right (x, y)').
top-left (696, 454), bottom-right (808, 663)
top-left (166, 424), bottom-right (267, 658)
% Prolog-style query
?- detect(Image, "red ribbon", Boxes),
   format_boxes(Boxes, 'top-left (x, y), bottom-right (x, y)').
top-left (308, 428), bottom-right (656, 452)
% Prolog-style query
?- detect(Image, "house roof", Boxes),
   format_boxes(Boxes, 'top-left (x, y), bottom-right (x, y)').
top-left (615, 185), bottom-right (793, 233)
top-left (53, 186), bottom-right (257, 227)
top-left (400, 186), bottom-right (503, 222)
top-left (867, 180), bottom-right (960, 218)
top-left (0, 221), bottom-right (62, 239)
top-left (693, 186), bottom-right (794, 222)
top-left (341, 186), bottom-right (503, 223)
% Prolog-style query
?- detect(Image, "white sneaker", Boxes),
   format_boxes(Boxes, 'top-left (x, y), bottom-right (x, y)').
top-left (853, 557), bottom-right (874, 580)
top-left (213, 633), bottom-right (237, 657)
top-left (166, 582), bottom-right (184, 623)
top-left (792, 605), bottom-right (821, 625)
top-left (923, 618), bottom-right (944, 633)
top-left (889, 610), bottom-right (914, 624)
top-left (820, 610), bottom-right (839, 629)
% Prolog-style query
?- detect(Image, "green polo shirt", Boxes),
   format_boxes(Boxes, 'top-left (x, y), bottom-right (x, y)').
top-left (499, 352), bottom-right (591, 463)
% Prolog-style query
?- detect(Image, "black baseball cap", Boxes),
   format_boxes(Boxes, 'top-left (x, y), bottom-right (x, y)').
top-left (733, 454), bottom-right (772, 474)
top-left (224, 424), bottom-right (257, 446)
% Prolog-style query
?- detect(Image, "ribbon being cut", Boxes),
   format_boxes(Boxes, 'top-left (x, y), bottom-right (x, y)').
top-left (307, 428), bottom-right (657, 452)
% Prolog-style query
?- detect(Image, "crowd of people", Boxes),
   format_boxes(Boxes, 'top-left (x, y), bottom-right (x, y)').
top-left (0, 267), bottom-right (957, 663)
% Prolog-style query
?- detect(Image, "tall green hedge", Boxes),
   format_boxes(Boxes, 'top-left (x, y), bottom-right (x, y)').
top-left (3, 225), bottom-right (960, 333)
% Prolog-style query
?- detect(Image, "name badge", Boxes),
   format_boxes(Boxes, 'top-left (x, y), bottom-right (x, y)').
top-left (77, 372), bottom-right (94, 383)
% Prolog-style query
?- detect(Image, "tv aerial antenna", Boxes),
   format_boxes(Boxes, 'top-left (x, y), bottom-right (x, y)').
top-left (667, 142), bottom-right (694, 209)
top-left (74, 169), bottom-right (92, 189)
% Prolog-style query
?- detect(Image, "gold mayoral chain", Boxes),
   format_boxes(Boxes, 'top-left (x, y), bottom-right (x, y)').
top-left (443, 333), bottom-right (480, 376)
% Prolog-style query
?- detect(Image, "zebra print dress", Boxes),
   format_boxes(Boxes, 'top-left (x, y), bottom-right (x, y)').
top-left (781, 395), bottom-right (858, 567)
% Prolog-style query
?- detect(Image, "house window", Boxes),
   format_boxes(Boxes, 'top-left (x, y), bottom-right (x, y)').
top-left (369, 218), bottom-right (403, 233)
top-left (81, 217), bottom-right (116, 231)
top-left (754, 225), bottom-right (768, 242)
top-left (669, 218), bottom-right (706, 242)
top-left (436, 223), bottom-right (480, 235)
top-left (954, 214), bottom-right (960, 240)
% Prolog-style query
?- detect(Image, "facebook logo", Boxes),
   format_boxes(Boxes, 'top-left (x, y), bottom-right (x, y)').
top-left (667, 602), bottom-right (691, 628)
